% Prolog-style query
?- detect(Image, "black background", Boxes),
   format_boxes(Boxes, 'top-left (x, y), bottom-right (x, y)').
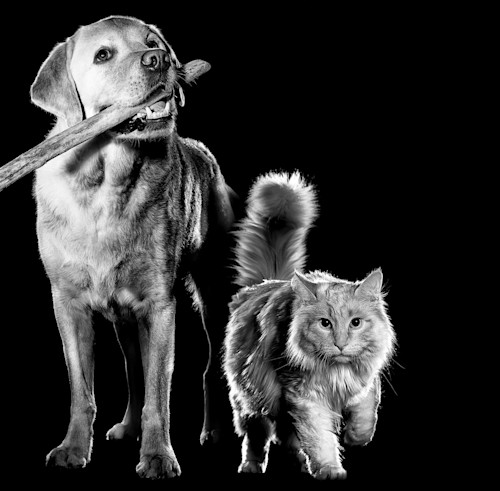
top-left (0, 3), bottom-right (454, 489)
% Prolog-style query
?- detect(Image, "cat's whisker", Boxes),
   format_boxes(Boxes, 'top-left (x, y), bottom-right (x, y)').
top-left (391, 358), bottom-right (406, 370)
top-left (381, 371), bottom-right (398, 397)
top-left (274, 361), bottom-right (292, 371)
top-left (267, 355), bottom-right (287, 363)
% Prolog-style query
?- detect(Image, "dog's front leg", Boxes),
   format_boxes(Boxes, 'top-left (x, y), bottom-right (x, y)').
top-left (46, 288), bottom-right (96, 469)
top-left (136, 300), bottom-right (181, 479)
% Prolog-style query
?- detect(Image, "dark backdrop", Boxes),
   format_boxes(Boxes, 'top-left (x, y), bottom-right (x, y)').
top-left (0, 4), bottom-right (445, 488)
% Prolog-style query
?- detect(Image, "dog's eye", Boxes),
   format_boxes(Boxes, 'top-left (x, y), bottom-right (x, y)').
top-left (146, 39), bottom-right (159, 49)
top-left (94, 48), bottom-right (113, 63)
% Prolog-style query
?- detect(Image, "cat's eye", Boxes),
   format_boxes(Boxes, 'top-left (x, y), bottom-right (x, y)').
top-left (350, 317), bottom-right (363, 329)
top-left (94, 48), bottom-right (113, 63)
top-left (319, 318), bottom-right (332, 328)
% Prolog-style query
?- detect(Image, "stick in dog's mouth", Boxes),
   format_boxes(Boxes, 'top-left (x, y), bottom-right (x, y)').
top-left (0, 85), bottom-right (177, 191)
top-left (116, 84), bottom-right (185, 133)
top-left (126, 98), bottom-right (172, 132)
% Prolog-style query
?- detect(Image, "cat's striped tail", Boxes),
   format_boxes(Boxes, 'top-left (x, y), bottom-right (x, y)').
top-left (233, 171), bottom-right (318, 287)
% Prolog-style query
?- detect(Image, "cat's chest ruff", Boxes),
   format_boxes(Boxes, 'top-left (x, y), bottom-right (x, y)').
top-left (289, 366), bottom-right (368, 410)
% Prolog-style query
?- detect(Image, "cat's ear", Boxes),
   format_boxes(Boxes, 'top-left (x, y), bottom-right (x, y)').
top-left (355, 268), bottom-right (383, 297)
top-left (291, 271), bottom-right (317, 302)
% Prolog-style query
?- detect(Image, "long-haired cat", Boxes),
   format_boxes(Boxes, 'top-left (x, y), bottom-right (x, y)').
top-left (223, 172), bottom-right (395, 480)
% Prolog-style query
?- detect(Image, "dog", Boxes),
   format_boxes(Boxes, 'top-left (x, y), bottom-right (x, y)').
top-left (30, 15), bottom-right (235, 479)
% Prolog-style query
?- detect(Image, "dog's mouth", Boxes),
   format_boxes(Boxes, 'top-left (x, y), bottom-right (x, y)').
top-left (113, 85), bottom-right (185, 135)
top-left (134, 98), bottom-right (173, 122)
top-left (114, 96), bottom-right (173, 134)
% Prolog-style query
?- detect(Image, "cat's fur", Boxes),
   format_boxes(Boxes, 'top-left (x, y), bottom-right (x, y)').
top-left (223, 172), bottom-right (395, 480)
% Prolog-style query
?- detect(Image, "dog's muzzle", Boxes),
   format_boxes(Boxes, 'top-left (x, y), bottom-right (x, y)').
top-left (141, 49), bottom-right (169, 71)
top-left (114, 48), bottom-right (184, 134)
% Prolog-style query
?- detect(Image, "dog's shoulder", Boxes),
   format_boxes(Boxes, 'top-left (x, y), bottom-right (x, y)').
top-left (180, 137), bottom-right (216, 161)
top-left (178, 136), bottom-right (237, 231)
top-left (178, 137), bottom-right (218, 175)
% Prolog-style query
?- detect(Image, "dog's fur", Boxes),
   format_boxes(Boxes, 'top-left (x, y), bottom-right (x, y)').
top-left (31, 16), bottom-right (235, 479)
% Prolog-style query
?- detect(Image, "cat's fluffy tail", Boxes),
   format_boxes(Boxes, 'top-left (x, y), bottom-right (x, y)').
top-left (233, 171), bottom-right (318, 287)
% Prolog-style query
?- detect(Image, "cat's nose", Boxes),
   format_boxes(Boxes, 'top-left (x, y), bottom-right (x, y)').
top-left (333, 332), bottom-right (348, 350)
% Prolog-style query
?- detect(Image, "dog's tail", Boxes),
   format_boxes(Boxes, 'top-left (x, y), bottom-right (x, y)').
top-left (233, 171), bottom-right (318, 287)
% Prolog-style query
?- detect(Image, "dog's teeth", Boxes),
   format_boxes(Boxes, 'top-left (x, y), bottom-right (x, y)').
top-left (140, 101), bottom-right (172, 120)
top-left (178, 87), bottom-right (185, 107)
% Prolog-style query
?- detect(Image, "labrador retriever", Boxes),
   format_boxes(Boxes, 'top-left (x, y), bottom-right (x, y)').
top-left (31, 15), bottom-right (235, 479)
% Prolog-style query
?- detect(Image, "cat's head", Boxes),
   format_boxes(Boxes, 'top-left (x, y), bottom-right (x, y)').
top-left (286, 269), bottom-right (395, 375)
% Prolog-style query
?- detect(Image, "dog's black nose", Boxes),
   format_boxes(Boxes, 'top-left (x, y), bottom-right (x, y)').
top-left (141, 49), bottom-right (169, 71)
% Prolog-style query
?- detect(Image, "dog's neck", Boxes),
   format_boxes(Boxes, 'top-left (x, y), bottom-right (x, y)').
top-left (78, 135), bottom-right (172, 185)
top-left (43, 125), bottom-right (176, 178)
top-left (35, 122), bottom-right (183, 207)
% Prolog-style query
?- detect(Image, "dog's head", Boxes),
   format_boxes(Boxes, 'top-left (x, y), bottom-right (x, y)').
top-left (30, 16), bottom-right (210, 140)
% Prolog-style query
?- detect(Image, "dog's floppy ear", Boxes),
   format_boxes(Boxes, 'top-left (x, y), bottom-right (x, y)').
top-left (30, 38), bottom-right (83, 126)
top-left (182, 60), bottom-right (211, 84)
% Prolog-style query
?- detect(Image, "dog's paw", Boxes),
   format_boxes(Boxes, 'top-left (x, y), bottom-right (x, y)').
top-left (106, 422), bottom-right (140, 441)
top-left (200, 427), bottom-right (221, 446)
top-left (312, 464), bottom-right (347, 480)
top-left (46, 444), bottom-right (89, 469)
top-left (136, 449), bottom-right (181, 479)
top-left (238, 460), bottom-right (266, 474)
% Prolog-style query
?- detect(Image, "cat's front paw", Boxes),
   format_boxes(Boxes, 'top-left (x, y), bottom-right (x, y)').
top-left (313, 464), bottom-right (347, 480)
top-left (344, 421), bottom-right (375, 446)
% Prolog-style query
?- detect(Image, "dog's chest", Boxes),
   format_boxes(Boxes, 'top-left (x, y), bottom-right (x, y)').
top-left (36, 137), bottom-right (215, 319)
top-left (38, 180), bottom-right (172, 319)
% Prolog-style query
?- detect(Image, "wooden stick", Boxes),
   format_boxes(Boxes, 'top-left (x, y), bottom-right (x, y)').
top-left (0, 89), bottom-right (169, 192)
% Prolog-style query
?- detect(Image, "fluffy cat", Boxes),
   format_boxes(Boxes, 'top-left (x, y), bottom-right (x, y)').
top-left (223, 172), bottom-right (395, 480)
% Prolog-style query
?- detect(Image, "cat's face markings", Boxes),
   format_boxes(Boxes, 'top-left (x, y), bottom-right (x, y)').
top-left (318, 315), bottom-right (364, 334)
top-left (287, 269), bottom-right (392, 369)
top-left (309, 292), bottom-right (378, 362)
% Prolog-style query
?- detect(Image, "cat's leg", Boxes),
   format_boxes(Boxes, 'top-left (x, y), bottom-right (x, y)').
top-left (275, 410), bottom-right (308, 473)
top-left (290, 399), bottom-right (346, 480)
top-left (344, 376), bottom-right (381, 446)
top-left (238, 414), bottom-right (275, 473)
